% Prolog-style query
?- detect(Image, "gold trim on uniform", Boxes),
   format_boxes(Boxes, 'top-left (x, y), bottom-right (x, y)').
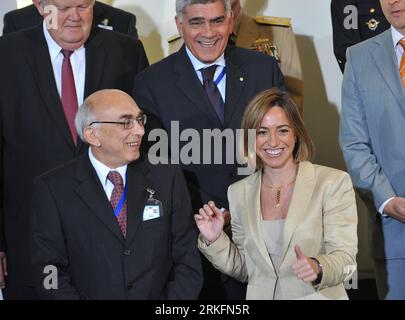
top-left (366, 18), bottom-right (380, 31)
top-left (255, 16), bottom-right (291, 27)
top-left (249, 38), bottom-right (281, 62)
top-left (168, 34), bottom-right (182, 43)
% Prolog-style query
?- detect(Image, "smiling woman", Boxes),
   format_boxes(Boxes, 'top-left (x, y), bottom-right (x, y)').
top-left (195, 88), bottom-right (358, 299)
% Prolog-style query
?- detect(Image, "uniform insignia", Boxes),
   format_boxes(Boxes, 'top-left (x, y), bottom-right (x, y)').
top-left (255, 16), bottom-right (291, 27)
top-left (98, 18), bottom-right (113, 31)
top-left (168, 34), bottom-right (182, 43)
top-left (250, 38), bottom-right (281, 62)
top-left (366, 18), bottom-right (380, 31)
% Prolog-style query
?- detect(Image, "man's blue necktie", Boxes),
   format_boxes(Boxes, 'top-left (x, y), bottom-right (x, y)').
top-left (201, 65), bottom-right (224, 124)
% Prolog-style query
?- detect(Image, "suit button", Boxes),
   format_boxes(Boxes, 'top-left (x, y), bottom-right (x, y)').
top-left (127, 283), bottom-right (133, 290)
top-left (123, 249), bottom-right (131, 256)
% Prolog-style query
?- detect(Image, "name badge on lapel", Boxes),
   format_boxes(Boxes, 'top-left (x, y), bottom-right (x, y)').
top-left (142, 188), bottom-right (163, 221)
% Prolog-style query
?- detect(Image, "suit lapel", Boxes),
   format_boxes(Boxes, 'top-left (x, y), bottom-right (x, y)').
top-left (280, 161), bottom-right (316, 266)
top-left (372, 30), bottom-right (405, 105)
top-left (246, 171), bottom-right (275, 272)
top-left (224, 48), bottom-right (246, 126)
top-left (74, 154), bottom-right (124, 242)
top-left (25, 26), bottom-right (76, 149)
top-left (174, 47), bottom-right (224, 126)
top-left (84, 29), bottom-right (107, 98)
top-left (125, 158), bottom-right (156, 245)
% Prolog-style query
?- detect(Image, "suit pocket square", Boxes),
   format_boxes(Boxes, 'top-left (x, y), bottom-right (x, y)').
top-left (97, 24), bottom-right (113, 31)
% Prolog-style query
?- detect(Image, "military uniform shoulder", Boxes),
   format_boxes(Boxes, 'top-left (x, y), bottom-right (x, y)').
top-left (254, 15), bottom-right (291, 27)
top-left (168, 33), bottom-right (182, 43)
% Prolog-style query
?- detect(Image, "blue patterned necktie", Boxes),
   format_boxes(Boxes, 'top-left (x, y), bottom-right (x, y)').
top-left (201, 65), bottom-right (224, 124)
top-left (107, 171), bottom-right (127, 238)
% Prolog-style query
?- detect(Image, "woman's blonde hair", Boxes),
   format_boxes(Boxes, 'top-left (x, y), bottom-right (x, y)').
top-left (241, 88), bottom-right (314, 170)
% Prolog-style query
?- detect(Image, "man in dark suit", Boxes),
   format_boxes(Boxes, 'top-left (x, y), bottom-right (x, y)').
top-left (133, 0), bottom-right (285, 299)
top-left (331, 0), bottom-right (390, 72)
top-left (0, 0), bottom-right (148, 299)
top-left (3, 0), bottom-right (138, 39)
top-left (30, 89), bottom-right (202, 299)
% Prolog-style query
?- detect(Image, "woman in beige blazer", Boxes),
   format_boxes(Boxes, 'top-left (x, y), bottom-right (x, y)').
top-left (195, 88), bottom-right (358, 300)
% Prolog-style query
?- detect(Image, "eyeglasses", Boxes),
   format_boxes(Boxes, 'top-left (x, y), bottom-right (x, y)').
top-left (89, 114), bottom-right (147, 129)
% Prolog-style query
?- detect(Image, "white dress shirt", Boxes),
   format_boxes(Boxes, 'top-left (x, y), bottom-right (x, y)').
top-left (42, 21), bottom-right (86, 107)
top-left (88, 149), bottom-right (127, 201)
top-left (185, 46), bottom-right (227, 102)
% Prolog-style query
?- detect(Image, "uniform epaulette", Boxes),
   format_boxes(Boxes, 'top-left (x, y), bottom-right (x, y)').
top-left (255, 16), bottom-right (291, 27)
top-left (168, 34), bottom-right (181, 43)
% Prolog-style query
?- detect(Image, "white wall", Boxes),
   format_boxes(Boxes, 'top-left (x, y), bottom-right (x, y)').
top-left (1, 0), bottom-right (373, 277)
top-left (0, 0), bottom-right (17, 34)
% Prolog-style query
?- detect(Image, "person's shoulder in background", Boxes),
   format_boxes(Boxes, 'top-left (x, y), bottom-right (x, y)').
top-left (94, 1), bottom-right (138, 39)
top-left (331, 0), bottom-right (390, 72)
top-left (3, 4), bottom-right (40, 34)
top-left (3, 1), bottom-right (138, 39)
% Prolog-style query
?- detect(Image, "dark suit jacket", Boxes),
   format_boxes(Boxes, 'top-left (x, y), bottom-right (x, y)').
top-left (331, 0), bottom-right (389, 73)
top-left (133, 45), bottom-right (285, 212)
top-left (0, 25), bottom-right (148, 292)
top-left (31, 153), bottom-right (202, 299)
top-left (3, 1), bottom-right (138, 39)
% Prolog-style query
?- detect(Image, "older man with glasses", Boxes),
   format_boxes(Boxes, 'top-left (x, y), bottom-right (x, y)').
top-left (30, 89), bottom-right (202, 300)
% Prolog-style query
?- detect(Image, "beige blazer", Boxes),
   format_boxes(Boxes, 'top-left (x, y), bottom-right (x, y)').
top-left (199, 161), bottom-right (358, 300)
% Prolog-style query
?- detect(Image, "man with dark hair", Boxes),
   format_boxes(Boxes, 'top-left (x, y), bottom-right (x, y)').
top-left (169, 0), bottom-right (303, 112)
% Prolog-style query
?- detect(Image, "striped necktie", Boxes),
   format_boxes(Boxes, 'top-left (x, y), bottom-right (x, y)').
top-left (107, 171), bottom-right (127, 238)
top-left (399, 40), bottom-right (405, 88)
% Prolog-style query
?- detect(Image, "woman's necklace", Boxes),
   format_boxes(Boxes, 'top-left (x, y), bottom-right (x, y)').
top-left (262, 171), bottom-right (298, 208)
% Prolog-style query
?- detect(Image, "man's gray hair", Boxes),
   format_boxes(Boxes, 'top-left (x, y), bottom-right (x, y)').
top-left (75, 99), bottom-right (97, 142)
top-left (176, 0), bottom-right (231, 21)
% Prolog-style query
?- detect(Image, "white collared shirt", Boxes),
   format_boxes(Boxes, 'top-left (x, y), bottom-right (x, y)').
top-left (42, 21), bottom-right (86, 107)
top-left (391, 26), bottom-right (405, 65)
top-left (88, 148), bottom-right (127, 201)
top-left (185, 46), bottom-right (226, 101)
